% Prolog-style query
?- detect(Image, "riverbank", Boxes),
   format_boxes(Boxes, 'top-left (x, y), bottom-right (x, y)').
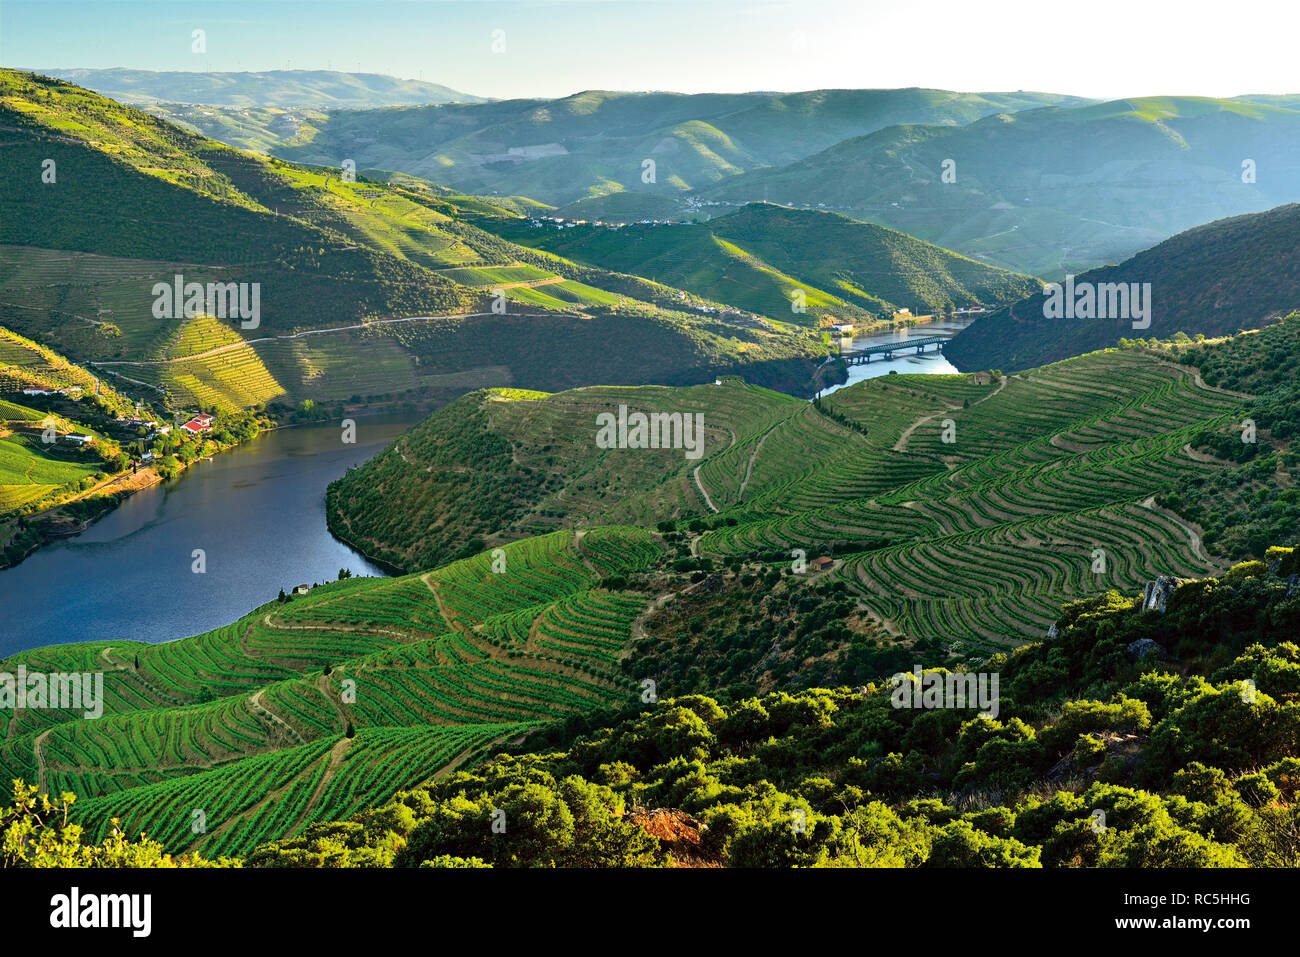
top-left (0, 396), bottom-right (448, 572)
top-left (0, 418), bottom-right (268, 572)
top-left (0, 413), bottom-right (421, 654)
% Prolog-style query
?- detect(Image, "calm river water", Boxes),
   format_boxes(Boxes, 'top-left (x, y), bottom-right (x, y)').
top-left (0, 414), bottom-right (419, 657)
top-left (816, 317), bottom-right (975, 397)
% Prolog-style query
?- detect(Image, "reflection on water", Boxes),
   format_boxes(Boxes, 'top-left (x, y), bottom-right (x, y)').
top-left (815, 319), bottom-right (975, 397)
top-left (0, 415), bottom-right (420, 656)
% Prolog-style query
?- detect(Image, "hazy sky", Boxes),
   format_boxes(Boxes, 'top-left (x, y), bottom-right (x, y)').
top-left (3, 0), bottom-right (1298, 101)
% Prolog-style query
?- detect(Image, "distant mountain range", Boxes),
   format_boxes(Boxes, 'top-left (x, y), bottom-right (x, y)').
top-left (32, 68), bottom-right (486, 108)
top-left (945, 203), bottom-right (1300, 371)
top-left (145, 86), bottom-right (1090, 205)
top-left (700, 97), bottom-right (1300, 276)
top-left (131, 83), bottom-right (1300, 277)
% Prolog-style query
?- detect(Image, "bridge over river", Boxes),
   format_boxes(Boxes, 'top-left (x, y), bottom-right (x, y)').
top-left (841, 335), bottom-right (947, 365)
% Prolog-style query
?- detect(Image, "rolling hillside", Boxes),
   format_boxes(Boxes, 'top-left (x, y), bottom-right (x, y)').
top-left (0, 70), bottom-right (829, 410)
top-left (0, 325), bottom-right (136, 550)
top-left (37, 68), bottom-right (486, 108)
top-left (945, 203), bottom-right (1300, 372)
top-left (699, 96), bottom-right (1300, 276)
top-left (159, 88), bottom-right (1090, 207)
top-left (489, 203), bottom-right (1040, 325)
top-left (252, 555), bottom-right (1300, 868)
top-left (327, 378), bottom-right (801, 571)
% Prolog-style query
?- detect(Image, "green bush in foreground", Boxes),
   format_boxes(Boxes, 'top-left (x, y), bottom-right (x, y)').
top-left (0, 782), bottom-right (235, 868)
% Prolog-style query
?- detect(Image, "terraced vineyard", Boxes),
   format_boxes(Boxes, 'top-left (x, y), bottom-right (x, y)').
top-left (694, 350), bottom-right (1242, 650)
top-left (0, 525), bottom-right (662, 857)
top-left (325, 345), bottom-right (1247, 661)
top-left (327, 377), bottom-right (804, 571)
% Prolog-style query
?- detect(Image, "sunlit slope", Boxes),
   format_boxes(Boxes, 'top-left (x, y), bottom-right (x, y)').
top-left (0, 525), bottom-right (661, 857)
top-left (696, 351), bottom-right (1240, 648)
top-left (326, 378), bottom-right (802, 571)
top-left (0, 324), bottom-right (134, 515)
top-left (334, 349), bottom-right (1245, 650)
top-left (491, 203), bottom-right (1040, 325)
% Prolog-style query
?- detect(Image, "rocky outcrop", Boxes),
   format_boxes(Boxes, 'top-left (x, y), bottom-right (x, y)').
top-left (628, 806), bottom-right (718, 868)
top-left (1141, 576), bottom-right (1188, 613)
top-left (1126, 638), bottom-right (1165, 662)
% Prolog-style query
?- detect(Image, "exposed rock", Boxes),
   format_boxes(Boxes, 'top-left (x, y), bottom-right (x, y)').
top-left (1141, 576), bottom-right (1188, 613)
top-left (1288, 574), bottom-right (1299, 599)
top-left (697, 573), bottom-right (726, 594)
top-left (1126, 638), bottom-right (1165, 662)
top-left (628, 806), bottom-right (718, 868)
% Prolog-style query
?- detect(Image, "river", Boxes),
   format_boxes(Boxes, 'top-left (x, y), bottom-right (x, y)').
top-left (0, 318), bottom-right (975, 657)
top-left (0, 414), bottom-right (420, 658)
top-left (816, 317), bottom-right (975, 397)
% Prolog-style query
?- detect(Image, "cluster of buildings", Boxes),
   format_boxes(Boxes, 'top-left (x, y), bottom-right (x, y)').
top-left (114, 416), bottom-right (172, 440)
top-left (179, 412), bottom-right (215, 436)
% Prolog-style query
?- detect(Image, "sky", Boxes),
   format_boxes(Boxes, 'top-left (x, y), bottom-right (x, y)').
top-left (2, 0), bottom-right (1298, 102)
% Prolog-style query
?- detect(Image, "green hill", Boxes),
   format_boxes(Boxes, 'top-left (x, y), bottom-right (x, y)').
top-left (330, 344), bottom-right (1254, 650)
top-left (698, 96), bottom-right (1300, 276)
top-left (326, 378), bottom-right (801, 571)
top-left (945, 204), bottom-right (1300, 372)
top-left (0, 324), bottom-right (146, 563)
top-left (36, 68), bottom-right (486, 108)
top-left (0, 70), bottom-right (830, 411)
top-left (489, 203), bottom-right (1039, 326)
top-left (159, 88), bottom-right (1090, 207)
top-left (0, 526), bottom-right (664, 858)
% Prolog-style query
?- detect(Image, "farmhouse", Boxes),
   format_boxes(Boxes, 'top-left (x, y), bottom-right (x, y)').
top-left (809, 556), bottom-right (834, 571)
top-left (180, 413), bottom-right (215, 435)
top-left (62, 433), bottom-right (95, 446)
top-left (292, 584), bottom-right (312, 596)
